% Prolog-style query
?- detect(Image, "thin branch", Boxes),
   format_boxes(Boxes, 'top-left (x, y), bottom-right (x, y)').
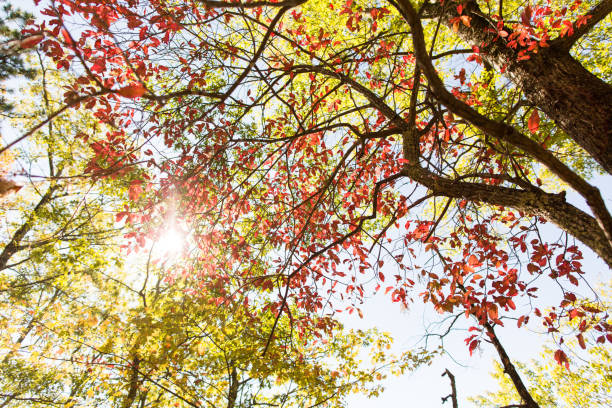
top-left (441, 369), bottom-right (458, 408)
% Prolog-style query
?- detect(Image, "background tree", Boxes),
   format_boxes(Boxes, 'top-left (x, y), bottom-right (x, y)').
top-left (0, 0), bottom-right (36, 112)
top-left (469, 345), bottom-right (612, 408)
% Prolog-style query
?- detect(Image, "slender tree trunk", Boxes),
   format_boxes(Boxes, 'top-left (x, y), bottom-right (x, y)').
top-left (485, 324), bottom-right (540, 408)
top-left (227, 367), bottom-right (238, 408)
top-left (425, 0), bottom-right (612, 173)
top-left (122, 355), bottom-right (141, 408)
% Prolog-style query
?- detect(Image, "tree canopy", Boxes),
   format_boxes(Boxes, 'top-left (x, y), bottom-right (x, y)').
top-left (1, 0), bottom-right (611, 407)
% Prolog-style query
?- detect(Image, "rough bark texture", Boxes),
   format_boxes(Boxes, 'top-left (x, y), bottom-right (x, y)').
top-left (426, 0), bottom-right (612, 173)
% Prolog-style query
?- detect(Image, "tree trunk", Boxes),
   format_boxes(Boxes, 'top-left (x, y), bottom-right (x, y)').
top-left (426, 0), bottom-right (612, 173)
top-left (122, 355), bottom-right (141, 408)
top-left (485, 324), bottom-right (540, 408)
top-left (511, 48), bottom-right (612, 174)
top-left (227, 367), bottom-right (238, 408)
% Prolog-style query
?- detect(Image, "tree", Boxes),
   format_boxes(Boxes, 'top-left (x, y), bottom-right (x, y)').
top-left (1, 55), bottom-right (426, 407)
top-left (8, 0), bottom-right (612, 406)
top-left (0, 0), bottom-right (36, 112)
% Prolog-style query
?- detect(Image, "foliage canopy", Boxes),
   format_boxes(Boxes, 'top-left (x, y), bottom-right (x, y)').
top-left (1, 0), bottom-right (612, 407)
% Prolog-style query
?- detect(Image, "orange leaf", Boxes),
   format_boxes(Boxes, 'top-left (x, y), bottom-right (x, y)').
top-left (20, 34), bottom-right (44, 49)
top-left (460, 15), bottom-right (471, 27)
top-left (577, 333), bottom-right (586, 350)
top-left (468, 254), bottom-right (479, 266)
top-left (487, 303), bottom-right (498, 320)
top-left (117, 85), bottom-right (146, 98)
top-left (528, 109), bottom-right (540, 134)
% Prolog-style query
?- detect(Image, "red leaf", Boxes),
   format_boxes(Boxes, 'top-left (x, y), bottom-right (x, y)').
top-left (128, 181), bottom-right (143, 201)
top-left (577, 333), bottom-right (586, 349)
top-left (20, 34), bottom-right (44, 49)
top-left (61, 29), bottom-right (73, 46)
top-left (568, 308), bottom-right (580, 320)
top-left (117, 85), bottom-right (146, 98)
top-left (521, 5), bottom-right (533, 26)
top-left (528, 109), bottom-right (540, 134)
top-left (468, 339), bottom-right (479, 355)
top-left (554, 349), bottom-right (569, 369)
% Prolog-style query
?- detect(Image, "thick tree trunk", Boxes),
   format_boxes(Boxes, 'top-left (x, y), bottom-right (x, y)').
top-left (427, 0), bottom-right (612, 173)
top-left (513, 48), bottom-right (612, 174)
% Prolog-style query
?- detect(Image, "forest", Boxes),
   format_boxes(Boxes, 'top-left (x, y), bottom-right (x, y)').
top-left (0, 0), bottom-right (610, 407)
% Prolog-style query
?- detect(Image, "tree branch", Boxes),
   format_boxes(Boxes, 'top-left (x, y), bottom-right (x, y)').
top-left (551, 0), bottom-right (612, 51)
top-left (441, 369), bottom-right (458, 408)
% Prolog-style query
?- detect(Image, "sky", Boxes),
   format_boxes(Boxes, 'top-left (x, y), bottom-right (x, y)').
top-left (4, 1), bottom-right (611, 407)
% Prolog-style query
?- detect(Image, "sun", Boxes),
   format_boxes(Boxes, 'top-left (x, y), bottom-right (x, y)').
top-left (154, 226), bottom-right (187, 260)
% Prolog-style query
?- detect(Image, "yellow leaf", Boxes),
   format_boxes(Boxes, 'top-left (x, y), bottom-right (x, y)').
top-left (197, 342), bottom-right (206, 356)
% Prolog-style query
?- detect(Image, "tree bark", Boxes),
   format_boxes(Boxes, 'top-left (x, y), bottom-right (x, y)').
top-left (400, 160), bottom-right (612, 268)
top-left (424, 0), bottom-right (612, 173)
